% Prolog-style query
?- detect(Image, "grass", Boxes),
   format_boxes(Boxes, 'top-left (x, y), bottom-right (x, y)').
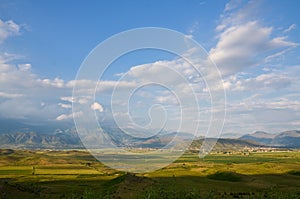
top-left (207, 171), bottom-right (242, 182)
top-left (288, 170), bottom-right (300, 176)
top-left (0, 149), bottom-right (299, 198)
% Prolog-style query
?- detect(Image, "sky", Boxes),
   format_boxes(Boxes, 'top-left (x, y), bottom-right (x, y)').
top-left (0, 0), bottom-right (300, 136)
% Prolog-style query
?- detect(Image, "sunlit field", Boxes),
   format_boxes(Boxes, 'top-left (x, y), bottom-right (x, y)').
top-left (0, 149), bottom-right (299, 198)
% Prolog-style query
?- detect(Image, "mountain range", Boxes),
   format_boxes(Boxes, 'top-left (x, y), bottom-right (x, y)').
top-left (0, 119), bottom-right (299, 149)
top-left (239, 130), bottom-right (300, 148)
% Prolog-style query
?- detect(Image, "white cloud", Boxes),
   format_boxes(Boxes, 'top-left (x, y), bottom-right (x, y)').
top-left (209, 1), bottom-right (300, 133)
top-left (155, 95), bottom-right (178, 105)
top-left (61, 96), bottom-right (74, 103)
top-left (56, 114), bottom-right (69, 121)
top-left (97, 80), bottom-right (137, 93)
top-left (18, 63), bottom-right (31, 71)
top-left (212, 1), bottom-right (298, 77)
top-left (58, 103), bottom-right (72, 109)
top-left (0, 53), bottom-right (139, 121)
top-left (224, 0), bottom-right (241, 12)
top-left (56, 111), bottom-right (82, 121)
top-left (67, 79), bottom-right (138, 95)
top-left (209, 21), bottom-right (297, 75)
top-left (0, 19), bottom-right (20, 43)
top-left (91, 102), bottom-right (104, 112)
top-left (263, 48), bottom-right (290, 64)
top-left (187, 21), bottom-right (199, 35)
top-left (227, 97), bottom-right (300, 123)
top-left (0, 55), bottom-right (72, 120)
top-left (38, 78), bottom-right (65, 88)
top-left (225, 73), bottom-right (292, 92)
top-left (283, 24), bottom-right (296, 33)
top-left (126, 59), bottom-right (196, 85)
top-left (0, 91), bottom-right (23, 98)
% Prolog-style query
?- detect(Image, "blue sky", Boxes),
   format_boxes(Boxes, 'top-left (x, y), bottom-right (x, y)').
top-left (0, 0), bottom-right (226, 79)
top-left (0, 0), bottom-right (300, 135)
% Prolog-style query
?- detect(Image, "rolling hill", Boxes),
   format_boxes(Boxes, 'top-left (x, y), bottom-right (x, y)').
top-left (188, 138), bottom-right (264, 152)
top-left (239, 131), bottom-right (276, 145)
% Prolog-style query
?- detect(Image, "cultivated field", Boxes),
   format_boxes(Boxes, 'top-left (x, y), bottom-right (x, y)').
top-left (0, 149), bottom-right (299, 198)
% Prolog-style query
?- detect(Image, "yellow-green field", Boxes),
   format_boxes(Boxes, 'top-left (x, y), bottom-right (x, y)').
top-left (0, 149), bottom-right (299, 198)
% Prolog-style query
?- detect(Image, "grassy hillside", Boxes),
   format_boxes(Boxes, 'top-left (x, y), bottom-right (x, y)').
top-left (189, 138), bottom-right (263, 152)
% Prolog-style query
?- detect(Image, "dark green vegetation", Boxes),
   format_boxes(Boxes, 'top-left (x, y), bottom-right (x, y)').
top-left (0, 149), bottom-right (299, 198)
top-left (207, 171), bottom-right (241, 182)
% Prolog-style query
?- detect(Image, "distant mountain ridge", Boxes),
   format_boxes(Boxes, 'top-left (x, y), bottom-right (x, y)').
top-left (0, 118), bottom-right (299, 149)
top-left (0, 131), bottom-right (83, 149)
top-left (0, 131), bottom-right (266, 150)
top-left (239, 130), bottom-right (300, 148)
top-left (0, 118), bottom-right (73, 134)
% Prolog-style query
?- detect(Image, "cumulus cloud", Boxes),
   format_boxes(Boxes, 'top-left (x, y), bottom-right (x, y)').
top-left (210, 1), bottom-right (298, 77)
top-left (38, 78), bottom-right (65, 88)
top-left (0, 55), bottom-right (71, 120)
top-left (210, 21), bottom-right (297, 75)
top-left (0, 52), bottom-right (142, 122)
top-left (91, 102), bottom-right (104, 112)
top-left (126, 59), bottom-right (200, 85)
top-left (209, 0), bottom-right (300, 133)
top-left (0, 9), bottom-right (299, 134)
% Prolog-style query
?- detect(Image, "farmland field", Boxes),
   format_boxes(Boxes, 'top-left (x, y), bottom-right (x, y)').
top-left (0, 149), bottom-right (299, 198)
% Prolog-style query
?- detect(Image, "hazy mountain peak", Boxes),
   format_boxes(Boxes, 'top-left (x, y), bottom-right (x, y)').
top-left (250, 131), bottom-right (276, 139)
top-left (276, 130), bottom-right (300, 138)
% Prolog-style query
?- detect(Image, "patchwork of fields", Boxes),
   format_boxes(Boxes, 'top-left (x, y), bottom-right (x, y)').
top-left (0, 149), bottom-right (299, 198)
